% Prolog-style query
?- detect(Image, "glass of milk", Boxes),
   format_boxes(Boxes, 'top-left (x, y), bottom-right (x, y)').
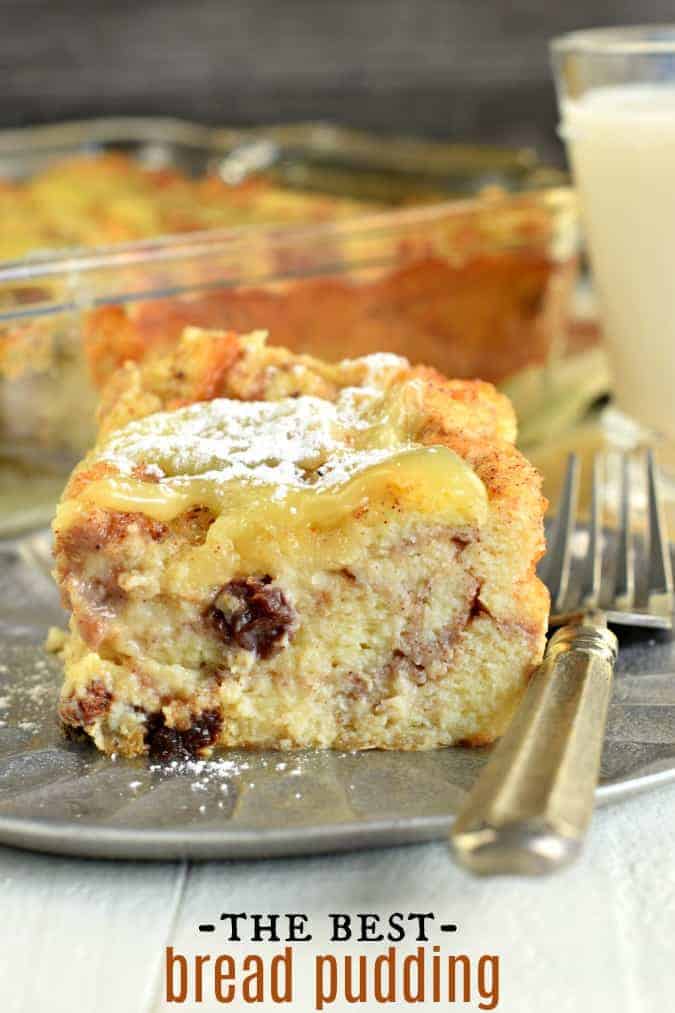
top-left (552, 26), bottom-right (675, 439)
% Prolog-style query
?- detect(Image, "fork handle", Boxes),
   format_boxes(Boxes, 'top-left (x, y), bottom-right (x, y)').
top-left (450, 623), bottom-right (618, 875)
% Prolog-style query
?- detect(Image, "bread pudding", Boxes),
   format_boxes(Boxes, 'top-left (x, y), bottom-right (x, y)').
top-left (0, 152), bottom-right (373, 262)
top-left (52, 329), bottom-right (548, 759)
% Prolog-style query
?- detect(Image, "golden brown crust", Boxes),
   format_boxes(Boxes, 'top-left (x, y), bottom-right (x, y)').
top-left (95, 326), bottom-right (517, 443)
top-left (78, 242), bottom-right (575, 394)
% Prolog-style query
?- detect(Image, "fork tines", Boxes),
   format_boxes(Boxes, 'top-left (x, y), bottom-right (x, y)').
top-left (541, 449), bottom-right (674, 630)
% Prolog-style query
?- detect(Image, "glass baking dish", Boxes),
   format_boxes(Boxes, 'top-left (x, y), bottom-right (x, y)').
top-left (0, 116), bottom-right (567, 266)
top-left (0, 183), bottom-right (589, 535)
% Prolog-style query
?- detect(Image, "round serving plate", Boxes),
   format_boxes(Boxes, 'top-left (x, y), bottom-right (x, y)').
top-left (1, 495), bottom-right (675, 861)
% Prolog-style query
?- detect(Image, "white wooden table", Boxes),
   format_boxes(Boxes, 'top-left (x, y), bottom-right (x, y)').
top-left (2, 781), bottom-right (674, 1012)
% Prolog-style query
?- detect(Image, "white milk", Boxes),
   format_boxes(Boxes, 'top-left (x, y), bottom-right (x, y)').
top-left (561, 85), bottom-right (675, 436)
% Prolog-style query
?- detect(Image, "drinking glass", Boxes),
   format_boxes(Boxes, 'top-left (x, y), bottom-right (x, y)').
top-left (551, 26), bottom-right (675, 440)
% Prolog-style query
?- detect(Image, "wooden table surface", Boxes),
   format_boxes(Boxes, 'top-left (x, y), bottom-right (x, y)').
top-left (2, 781), bottom-right (674, 1011)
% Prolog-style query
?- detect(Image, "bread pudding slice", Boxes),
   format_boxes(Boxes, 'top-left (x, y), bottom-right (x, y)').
top-left (52, 328), bottom-right (548, 759)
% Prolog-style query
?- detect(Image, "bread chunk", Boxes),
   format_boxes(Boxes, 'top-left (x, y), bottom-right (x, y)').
top-left (53, 328), bottom-right (548, 758)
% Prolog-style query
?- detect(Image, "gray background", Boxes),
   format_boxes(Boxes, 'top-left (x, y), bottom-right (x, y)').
top-left (1, 1), bottom-right (674, 162)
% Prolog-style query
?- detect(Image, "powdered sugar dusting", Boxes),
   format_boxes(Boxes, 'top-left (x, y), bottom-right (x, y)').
top-left (96, 380), bottom-right (419, 496)
top-left (145, 753), bottom-right (311, 794)
top-left (149, 756), bottom-right (250, 778)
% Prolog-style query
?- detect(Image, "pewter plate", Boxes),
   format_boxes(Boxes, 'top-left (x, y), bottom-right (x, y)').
top-left (1, 530), bottom-right (675, 861)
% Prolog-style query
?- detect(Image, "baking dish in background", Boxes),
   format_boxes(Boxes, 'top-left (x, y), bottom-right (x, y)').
top-left (0, 117), bottom-right (599, 532)
top-left (0, 118), bottom-right (562, 267)
top-left (0, 121), bottom-right (390, 264)
top-left (0, 179), bottom-right (598, 536)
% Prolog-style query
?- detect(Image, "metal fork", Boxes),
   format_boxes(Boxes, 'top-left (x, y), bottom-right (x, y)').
top-left (450, 449), bottom-right (674, 875)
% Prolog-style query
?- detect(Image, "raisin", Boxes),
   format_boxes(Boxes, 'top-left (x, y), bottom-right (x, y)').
top-left (145, 709), bottom-right (222, 762)
top-left (206, 576), bottom-right (295, 659)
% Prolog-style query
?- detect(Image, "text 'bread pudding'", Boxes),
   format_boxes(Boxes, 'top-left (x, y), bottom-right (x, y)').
top-left (52, 328), bottom-right (548, 759)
